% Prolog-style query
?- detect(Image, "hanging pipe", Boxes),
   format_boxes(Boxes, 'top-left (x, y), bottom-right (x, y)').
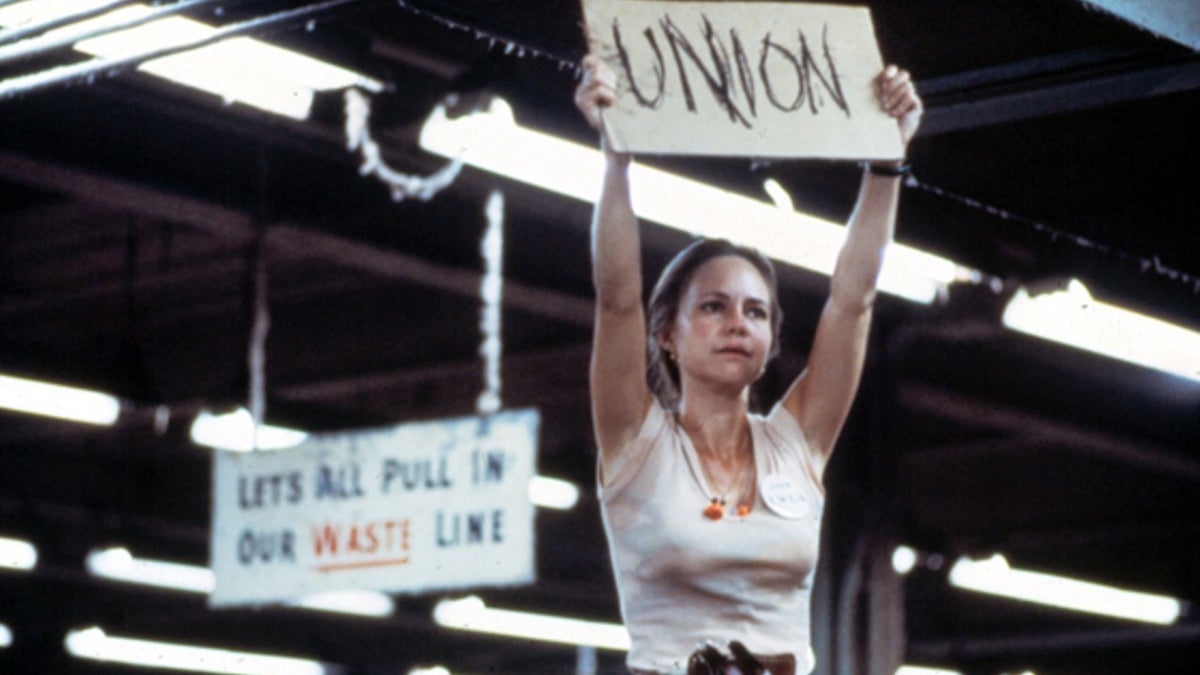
top-left (0, 0), bottom-right (363, 101)
top-left (0, 0), bottom-right (135, 46)
top-left (0, 0), bottom-right (221, 68)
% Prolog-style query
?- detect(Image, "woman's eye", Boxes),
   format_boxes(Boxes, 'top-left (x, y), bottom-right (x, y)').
top-left (747, 306), bottom-right (768, 319)
top-left (700, 301), bottom-right (723, 313)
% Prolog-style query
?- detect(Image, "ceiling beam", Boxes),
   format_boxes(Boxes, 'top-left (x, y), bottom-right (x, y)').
top-left (274, 341), bottom-right (590, 403)
top-left (0, 151), bottom-right (594, 326)
top-left (898, 382), bottom-right (1200, 482)
top-left (920, 49), bottom-right (1200, 135)
top-left (909, 622), bottom-right (1200, 662)
top-left (1080, 0), bottom-right (1200, 50)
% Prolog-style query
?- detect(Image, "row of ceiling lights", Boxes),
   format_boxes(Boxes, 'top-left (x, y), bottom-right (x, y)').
top-left (0, 1), bottom-right (1194, 673)
top-left (417, 97), bottom-right (1200, 383)
top-left (2, 532), bottom-right (1183, 674)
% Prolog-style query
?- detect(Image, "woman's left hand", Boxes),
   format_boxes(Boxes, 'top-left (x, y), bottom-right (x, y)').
top-left (875, 65), bottom-right (923, 147)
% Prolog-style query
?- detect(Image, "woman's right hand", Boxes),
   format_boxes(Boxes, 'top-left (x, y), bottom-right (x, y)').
top-left (574, 54), bottom-right (619, 134)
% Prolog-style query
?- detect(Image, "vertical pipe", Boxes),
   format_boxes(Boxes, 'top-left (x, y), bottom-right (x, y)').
top-left (246, 148), bottom-right (270, 450)
top-left (476, 189), bottom-right (505, 416)
top-left (576, 645), bottom-right (597, 675)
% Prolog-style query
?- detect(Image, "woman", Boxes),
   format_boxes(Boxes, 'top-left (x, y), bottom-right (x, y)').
top-left (576, 53), bottom-right (922, 675)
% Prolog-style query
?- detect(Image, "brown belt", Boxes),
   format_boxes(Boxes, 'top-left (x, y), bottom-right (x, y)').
top-left (630, 652), bottom-right (796, 675)
top-left (756, 653), bottom-right (797, 675)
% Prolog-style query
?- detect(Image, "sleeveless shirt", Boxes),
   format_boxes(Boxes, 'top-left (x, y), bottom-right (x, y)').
top-left (599, 401), bottom-right (825, 675)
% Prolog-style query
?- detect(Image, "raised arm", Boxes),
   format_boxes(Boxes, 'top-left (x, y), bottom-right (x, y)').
top-left (576, 55), bottom-right (654, 473)
top-left (782, 66), bottom-right (923, 475)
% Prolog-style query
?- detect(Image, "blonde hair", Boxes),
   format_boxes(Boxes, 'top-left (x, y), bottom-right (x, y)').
top-left (645, 238), bottom-right (783, 409)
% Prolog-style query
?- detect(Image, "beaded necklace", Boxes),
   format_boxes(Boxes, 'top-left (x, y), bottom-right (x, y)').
top-left (694, 433), bottom-right (755, 521)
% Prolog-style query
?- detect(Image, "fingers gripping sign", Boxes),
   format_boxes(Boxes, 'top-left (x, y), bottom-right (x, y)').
top-left (575, 54), bottom-right (618, 132)
top-left (874, 64), bottom-right (923, 148)
top-left (576, 54), bottom-right (634, 163)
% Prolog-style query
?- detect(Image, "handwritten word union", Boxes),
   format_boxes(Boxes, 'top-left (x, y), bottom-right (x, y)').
top-left (610, 14), bottom-right (850, 128)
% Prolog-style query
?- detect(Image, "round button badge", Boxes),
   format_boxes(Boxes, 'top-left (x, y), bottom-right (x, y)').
top-left (760, 473), bottom-right (811, 519)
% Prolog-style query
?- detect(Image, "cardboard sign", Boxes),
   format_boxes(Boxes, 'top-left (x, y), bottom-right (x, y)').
top-left (209, 409), bottom-right (539, 607)
top-left (580, 0), bottom-right (903, 159)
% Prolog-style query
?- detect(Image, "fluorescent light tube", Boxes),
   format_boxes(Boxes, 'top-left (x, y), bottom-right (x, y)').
top-left (86, 546), bottom-right (395, 617)
top-left (0, 535), bottom-right (37, 571)
top-left (0, 622), bottom-right (12, 649)
top-left (1003, 279), bottom-right (1200, 381)
top-left (896, 667), bottom-right (961, 675)
top-left (418, 98), bottom-right (968, 305)
top-left (189, 407), bottom-right (309, 451)
top-left (0, 0), bottom-right (116, 25)
top-left (527, 475), bottom-right (580, 510)
top-left (64, 626), bottom-right (328, 675)
top-left (897, 666), bottom-right (1030, 675)
top-left (891, 545), bottom-right (918, 575)
top-left (949, 553), bottom-right (1183, 625)
top-left (73, 6), bottom-right (316, 119)
top-left (87, 546), bottom-right (215, 594)
top-left (0, 373), bottom-right (120, 426)
top-left (433, 595), bottom-right (631, 651)
top-left (291, 590), bottom-right (394, 618)
top-left (0, 2), bottom-right (381, 120)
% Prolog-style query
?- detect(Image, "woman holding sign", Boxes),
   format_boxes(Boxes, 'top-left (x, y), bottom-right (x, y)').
top-left (576, 54), bottom-right (922, 675)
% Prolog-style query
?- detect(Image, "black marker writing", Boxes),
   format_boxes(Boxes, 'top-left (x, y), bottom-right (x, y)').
top-left (612, 20), bottom-right (665, 108)
top-left (609, 13), bottom-right (851, 128)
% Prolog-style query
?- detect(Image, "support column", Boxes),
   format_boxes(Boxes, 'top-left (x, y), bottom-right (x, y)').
top-left (814, 325), bottom-right (907, 675)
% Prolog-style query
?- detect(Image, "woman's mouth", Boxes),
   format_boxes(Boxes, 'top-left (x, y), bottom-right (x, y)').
top-left (715, 345), bottom-right (752, 357)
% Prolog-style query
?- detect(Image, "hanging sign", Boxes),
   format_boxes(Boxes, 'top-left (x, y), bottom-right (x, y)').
top-left (209, 409), bottom-right (539, 607)
top-left (580, 0), bottom-right (903, 159)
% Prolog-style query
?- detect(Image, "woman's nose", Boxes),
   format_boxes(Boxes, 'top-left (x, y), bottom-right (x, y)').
top-left (726, 310), bottom-right (748, 333)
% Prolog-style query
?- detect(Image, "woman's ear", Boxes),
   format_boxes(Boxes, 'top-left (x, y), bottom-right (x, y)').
top-left (655, 329), bottom-right (675, 358)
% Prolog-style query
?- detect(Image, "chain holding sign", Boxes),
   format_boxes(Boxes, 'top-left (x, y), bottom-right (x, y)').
top-left (581, 0), bottom-right (903, 160)
top-left (210, 409), bottom-right (539, 607)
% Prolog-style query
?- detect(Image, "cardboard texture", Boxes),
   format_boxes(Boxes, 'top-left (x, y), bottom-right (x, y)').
top-left (581, 0), bottom-right (903, 159)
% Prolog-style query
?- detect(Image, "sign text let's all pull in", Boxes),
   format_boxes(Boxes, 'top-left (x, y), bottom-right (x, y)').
top-left (210, 410), bottom-right (539, 607)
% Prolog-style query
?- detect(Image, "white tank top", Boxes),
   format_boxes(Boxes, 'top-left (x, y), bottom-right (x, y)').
top-left (599, 402), bottom-right (825, 675)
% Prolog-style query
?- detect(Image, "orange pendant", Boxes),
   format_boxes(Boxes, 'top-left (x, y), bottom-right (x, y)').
top-left (703, 498), bottom-right (725, 520)
top-left (736, 503), bottom-right (751, 517)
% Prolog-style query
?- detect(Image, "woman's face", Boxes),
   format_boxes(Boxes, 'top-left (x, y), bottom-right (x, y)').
top-left (660, 255), bottom-right (774, 393)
